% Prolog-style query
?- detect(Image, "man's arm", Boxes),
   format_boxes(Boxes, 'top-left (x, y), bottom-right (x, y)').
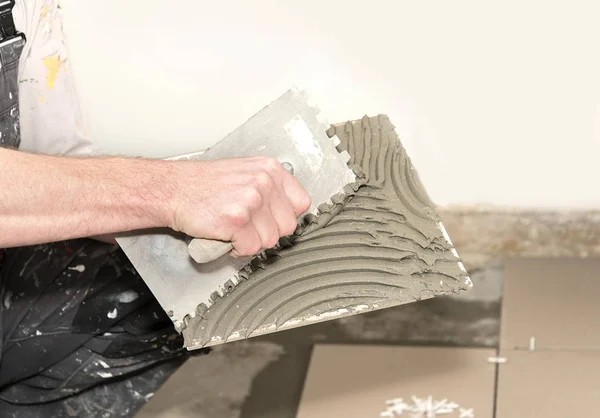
top-left (0, 148), bottom-right (310, 256)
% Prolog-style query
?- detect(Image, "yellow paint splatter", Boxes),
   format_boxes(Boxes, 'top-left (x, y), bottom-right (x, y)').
top-left (43, 56), bottom-right (65, 90)
top-left (39, 96), bottom-right (45, 103)
top-left (40, 6), bottom-right (49, 20)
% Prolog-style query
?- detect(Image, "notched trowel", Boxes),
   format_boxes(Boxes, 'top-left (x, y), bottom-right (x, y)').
top-left (116, 88), bottom-right (358, 339)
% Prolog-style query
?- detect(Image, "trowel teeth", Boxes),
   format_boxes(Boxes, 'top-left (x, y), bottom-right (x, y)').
top-left (209, 291), bottom-right (221, 303)
top-left (317, 202), bottom-right (332, 213)
top-left (223, 280), bottom-right (236, 295)
top-left (343, 183), bottom-right (360, 195)
top-left (326, 126), bottom-right (336, 138)
top-left (174, 321), bottom-right (183, 333)
top-left (338, 150), bottom-right (351, 164)
top-left (330, 193), bottom-right (346, 205)
top-left (195, 303), bottom-right (208, 317)
top-left (301, 213), bottom-right (318, 226)
top-left (278, 236), bottom-right (294, 248)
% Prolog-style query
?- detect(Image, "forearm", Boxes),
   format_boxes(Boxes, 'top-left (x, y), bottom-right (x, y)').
top-left (0, 148), bottom-right (173, 247)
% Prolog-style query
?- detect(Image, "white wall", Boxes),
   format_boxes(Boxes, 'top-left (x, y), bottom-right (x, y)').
top-left (60, 0), bottom-right (600, 209)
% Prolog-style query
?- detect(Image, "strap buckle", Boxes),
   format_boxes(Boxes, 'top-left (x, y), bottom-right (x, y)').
top-left (0, 1), bottom-right (24, 43)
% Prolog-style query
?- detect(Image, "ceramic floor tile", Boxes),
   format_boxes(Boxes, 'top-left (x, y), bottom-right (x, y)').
top-left (296, 344), bottom-right (495, 418)
top-left (496, 349), bottom-right (600, 417)
top-left (501, 257), bottom-right (600, 350)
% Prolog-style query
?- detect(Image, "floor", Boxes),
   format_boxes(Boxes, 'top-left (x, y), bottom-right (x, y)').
top-left (134, 261), bottom-right (500, 418)
top-left (133, 208), bottom-right (600, 418)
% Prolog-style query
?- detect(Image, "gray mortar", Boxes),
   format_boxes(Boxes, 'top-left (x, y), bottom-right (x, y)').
top-left (182, 115), bottom-right (471, 349)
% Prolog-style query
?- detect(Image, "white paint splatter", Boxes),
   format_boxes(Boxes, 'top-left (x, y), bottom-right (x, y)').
top-left (107, 308), bottom-right (117, 319)
top-left (8, 92), bottom-right (12, 99)
top-left (19, 254), bottom-right (36, 277)
top-left (381, 396), bottom-right (474, 417)
top-left (459, 408), bottom-right (475, 418)
top-left (109, 290), bottom-right (139, 304)
top-left (68, 264), bottom-right (85, 273)
top-left (4, 290), bottom-right (12, 309)
top-left (36, 330), bottom-right (42, 336)
top-left (98, 360), bottom-right (109, 369)
top-left (144, 393), bottom-right (154, 401)
top-left (97, 371), bottom-right (113, 378)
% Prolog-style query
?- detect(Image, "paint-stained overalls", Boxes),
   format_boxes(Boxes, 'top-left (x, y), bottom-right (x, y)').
top-left (0, 3), bottom-right (196, 416)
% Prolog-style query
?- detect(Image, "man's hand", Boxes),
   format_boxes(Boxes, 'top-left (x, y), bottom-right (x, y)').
top-left (167, 157), bottom-right (310, 257)
top-left (0, 148), bottom-right (310, 258)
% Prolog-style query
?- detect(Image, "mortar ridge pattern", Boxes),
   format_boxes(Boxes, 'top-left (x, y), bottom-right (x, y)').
top-left (182, 115), bottom-right (470, 348)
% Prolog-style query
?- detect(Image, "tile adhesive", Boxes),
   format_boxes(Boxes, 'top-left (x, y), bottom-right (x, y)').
top-left (183, 115), bottom-right (471, 349)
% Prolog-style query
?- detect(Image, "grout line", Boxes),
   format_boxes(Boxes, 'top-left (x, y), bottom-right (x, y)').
top-left (492, 345), bottom-right (500, 418)
top-left (492, 263), bottom-right (505, 418)
top-left (508, 346), bottom-right (600, 353)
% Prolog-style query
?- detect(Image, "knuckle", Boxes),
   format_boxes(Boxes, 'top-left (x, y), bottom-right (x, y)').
top-left (261, 157), bottom-right (281, 173)
top-left (243, 188), bottom-right (263, 209)
top-left (253, 171), bottom-right (273, 191)
top-left (225, 206), bottom-right (251, 227)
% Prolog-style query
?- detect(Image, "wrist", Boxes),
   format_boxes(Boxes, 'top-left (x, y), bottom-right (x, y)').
top-left (86, 156), bottom-right (178, 232)
top-left (131, 158), bottom-right (179, 230)
top-left (153, 159), bottom-right (210, 233)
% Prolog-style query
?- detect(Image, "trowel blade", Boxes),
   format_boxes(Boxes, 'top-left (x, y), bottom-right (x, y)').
top-left (115, 88), bottom-right (357, 333)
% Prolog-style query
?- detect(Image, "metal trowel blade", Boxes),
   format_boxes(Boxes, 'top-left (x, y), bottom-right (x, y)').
top-left (115, 87), bottom-right (357, 333)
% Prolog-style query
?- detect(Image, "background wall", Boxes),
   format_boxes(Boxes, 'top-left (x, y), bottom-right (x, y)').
top-left (60, 0), bottom-right (600, 209)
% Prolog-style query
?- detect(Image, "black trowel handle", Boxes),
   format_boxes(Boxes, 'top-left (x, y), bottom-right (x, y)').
top-left (187, 161), bottom-right (294, 264)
